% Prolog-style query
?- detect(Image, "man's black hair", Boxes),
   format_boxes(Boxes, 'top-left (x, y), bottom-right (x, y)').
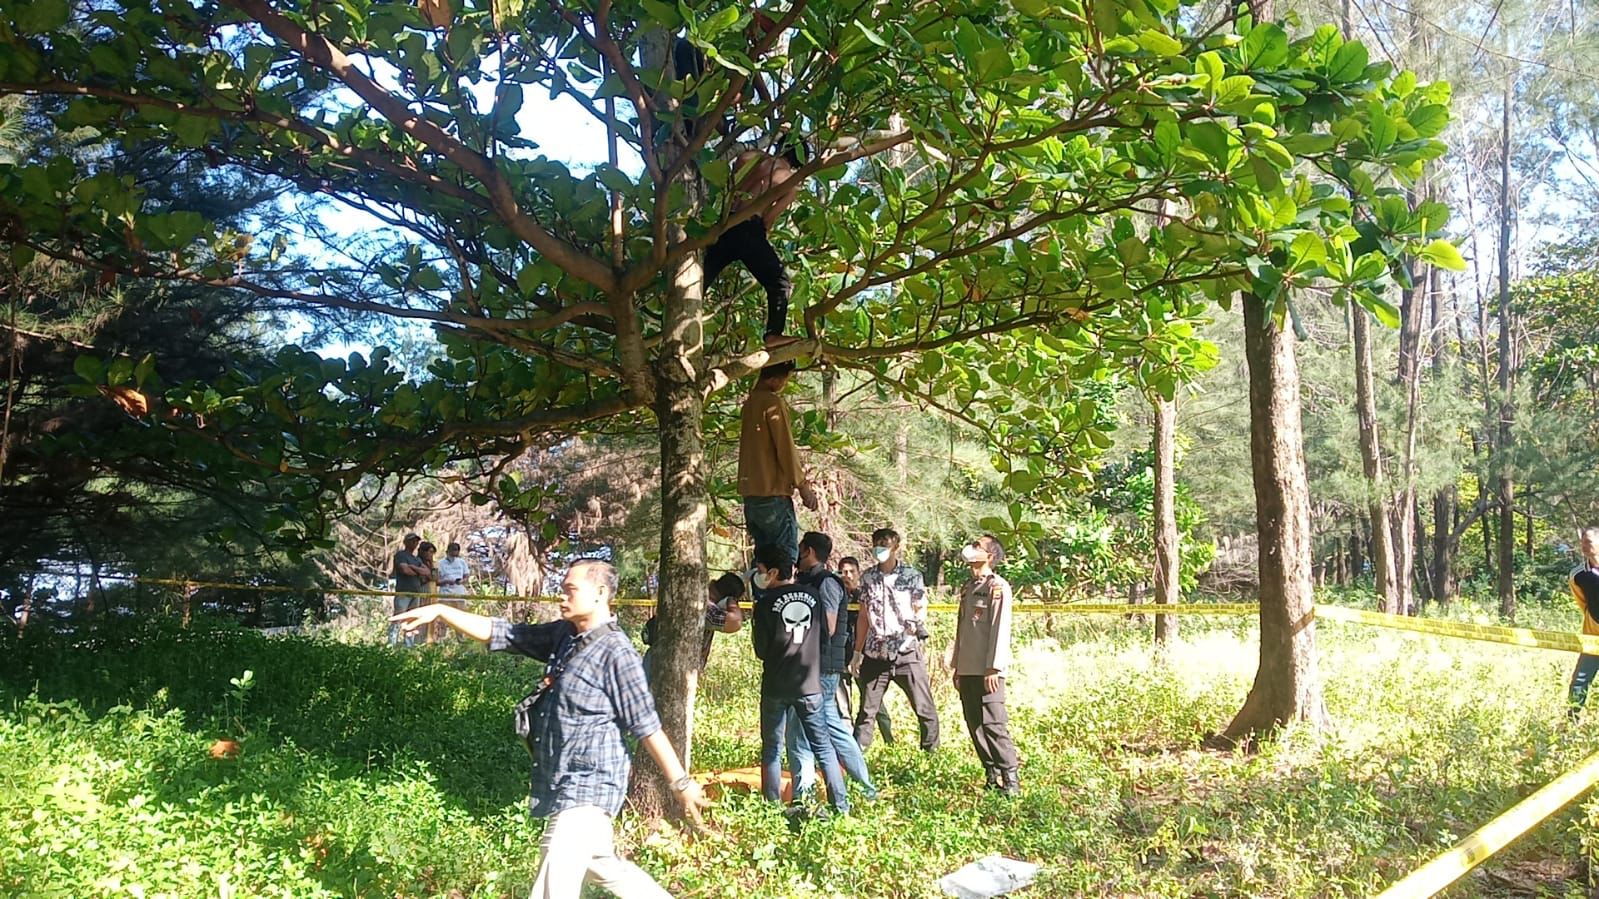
top-left (780, 134), bottom-right (810, 168)
top-left (754, 543), bottom-right (795, 581)
top-left (712, 571), bottom-right (747, 600)
top-left (839, 555), bottom-right (860, 568)
top-left (979, 534), bottom-right (1007, 566)
top-left (800, 531), bottom-right (833, 565)
top-left (759, 361), bottom-right (796, 381)
top-left (870, 527), bottom-right (900, 546)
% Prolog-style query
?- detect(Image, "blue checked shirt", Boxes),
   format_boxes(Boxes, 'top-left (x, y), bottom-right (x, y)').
top-left (489, 617), bottom-right (662, 818)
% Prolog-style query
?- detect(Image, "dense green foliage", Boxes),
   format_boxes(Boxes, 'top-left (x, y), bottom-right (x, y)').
top-left (6, 606), bottom-right (1599, 897)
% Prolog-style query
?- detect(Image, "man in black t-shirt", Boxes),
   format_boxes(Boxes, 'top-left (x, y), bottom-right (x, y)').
top-left (751, 544), bottom-right (849, 815)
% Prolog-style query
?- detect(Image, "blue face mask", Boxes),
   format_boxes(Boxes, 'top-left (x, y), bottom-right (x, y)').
top-left (873, 547), bottom-right (891, 563)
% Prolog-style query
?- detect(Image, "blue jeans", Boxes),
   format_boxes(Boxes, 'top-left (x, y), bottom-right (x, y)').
top-left (760, 693), bottom-right (849, 812)
top-left (787, 673), bottom-right (875, 798)
top-left (1571, 654), bottom-right (1599, 713)
top-left (744, 496), bottom-right (797, 565)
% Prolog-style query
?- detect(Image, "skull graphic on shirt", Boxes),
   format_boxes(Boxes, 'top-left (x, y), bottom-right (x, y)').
top-left (780, 598), bottom-right (812, 645)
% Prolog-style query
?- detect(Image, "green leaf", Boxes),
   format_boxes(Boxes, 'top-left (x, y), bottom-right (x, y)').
top-left (700, 6), bottom-right (740, 39)
top-left (1408, 104), bottom-right (1449, 138)
top-left (1134, 30), bottom-right (1183, 57)
top-left (15, 0), bottom-right (69, 34)
top-left (1194, 51), bottom-right (1224, 93)
top-left (74, 355), bottom-right (104, 384)
top-left (1153, 120), bottom-right (1180, 162)
top-left (1092, 0), bottom-right (1122, 37)
top-left (1418, 238), bottom-right (1467, 271)
top-left (1215, 76), bottom-right (1255, 105)
top-left (1355, 289), bottom-right (1400, 328)
top-left (1188, 121), bottom-right (1232, 168)
top-left (1115, 236), bottom-right (1148, 267)
top-left (1240, 24), bottom-right (1289, 70)
top-left (639, 0), bottom-right (682, 27)
top-left (1328, 41), bottom-right (1369, 82)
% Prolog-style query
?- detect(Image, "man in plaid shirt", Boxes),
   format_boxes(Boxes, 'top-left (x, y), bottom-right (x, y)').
top-left (393, 559), bottom-right (708, 898)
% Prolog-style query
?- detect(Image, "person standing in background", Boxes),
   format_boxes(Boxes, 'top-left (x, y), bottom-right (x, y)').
top-left (434, 541), bottom-right (471, 643)
top-left (1568, 527), bottom-right (1599, 717)
top-left (390, 533), bottom-right (427, 646)
top-left (949, 535), bottom-right (1021, 794)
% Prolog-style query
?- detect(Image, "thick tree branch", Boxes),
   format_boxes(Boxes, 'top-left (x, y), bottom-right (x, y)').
top-left (222, 0), bottom-right (617, 292)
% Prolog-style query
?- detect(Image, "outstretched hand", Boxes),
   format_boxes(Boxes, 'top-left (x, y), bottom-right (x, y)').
top-left (389, 604), bottom-right (446, 637)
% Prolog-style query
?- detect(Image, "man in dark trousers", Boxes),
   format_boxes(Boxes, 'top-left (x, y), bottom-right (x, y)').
top-left (391, 560), bottom-right (707, 898)
top-left (705, 142), bottom-right (806, 347)
top-left (838, 555), bottom-right (894, 744)
top-left (750, 543), bottom-right (850, 817)
top-left (948, 534), bottom-right (1021, 794)
top-left (786, 532), bottom-right (876, 800)
top-left (1569, 526), bottom-right (1599, 717)
top-left (849, 527), bottom-right (940, 752)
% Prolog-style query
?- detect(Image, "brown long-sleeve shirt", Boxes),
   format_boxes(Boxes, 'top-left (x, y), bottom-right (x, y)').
top-left (738, 386), bottom-right (804, 498)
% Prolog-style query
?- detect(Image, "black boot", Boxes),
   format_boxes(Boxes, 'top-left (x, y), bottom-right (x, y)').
top-left (1000, 768), bottom-right (1020, 796)
top-left (983, 766), bottom-right (1001, 790)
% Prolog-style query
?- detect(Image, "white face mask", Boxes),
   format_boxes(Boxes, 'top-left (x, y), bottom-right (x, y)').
top-left (872, 547), bottom-right (891, 564)
top-left (960, 544), bottom-right (984, 564)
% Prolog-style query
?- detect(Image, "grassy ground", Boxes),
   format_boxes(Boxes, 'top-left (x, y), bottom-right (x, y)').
top-left (3, 601), bottom-right (1597, 898)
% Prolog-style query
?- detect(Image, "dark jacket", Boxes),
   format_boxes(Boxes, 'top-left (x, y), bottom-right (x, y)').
top-left (796, 565), bottom-right (849, 675)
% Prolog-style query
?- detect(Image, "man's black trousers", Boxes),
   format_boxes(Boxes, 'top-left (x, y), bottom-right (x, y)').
top-left (853, 647), bottom-right (939, 751)
top-left (705, 216), bottom-right (790, 338)
top-left (956, 674), bottom-right (1019, 773)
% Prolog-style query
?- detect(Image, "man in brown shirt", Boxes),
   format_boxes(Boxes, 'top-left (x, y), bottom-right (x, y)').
top-left (739, 362), bottom-right (819, 566)
top-left (948, 534), bottom-right (1020, 795)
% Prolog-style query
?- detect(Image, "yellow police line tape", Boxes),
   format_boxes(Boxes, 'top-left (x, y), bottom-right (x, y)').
top-left (1373, 746), bottom-right (1599, 898)
top-left (1314, 604), bottom-right (1599, 656)
top-left (18, 570), bottom-right (1262, 616)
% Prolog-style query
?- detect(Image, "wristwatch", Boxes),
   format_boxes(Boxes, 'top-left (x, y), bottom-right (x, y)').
top-left (671, 774), bottom-right (695, 793)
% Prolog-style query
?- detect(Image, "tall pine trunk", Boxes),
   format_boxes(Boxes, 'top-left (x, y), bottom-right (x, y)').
top-left (1222, 293), bottom-right (1327, 743)
top-left (1494, 72), bottom-right (1516, 619)
top-left (1152, 394), bottom-right (1180, 646)
top-left (1351, 307), bottom-right (1400, 612)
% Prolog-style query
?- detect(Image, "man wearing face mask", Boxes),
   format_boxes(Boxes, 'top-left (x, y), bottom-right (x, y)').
top-left (837, 556), bottom-right (893, 745)
top-left (785, 532), bottom-right (877, 801)
top-left (750, 543), bottom-right (850, 818)
top-left (849, 527), bottom-right (939, 751)
top-left (948, 535), bottom-right (1020, 795)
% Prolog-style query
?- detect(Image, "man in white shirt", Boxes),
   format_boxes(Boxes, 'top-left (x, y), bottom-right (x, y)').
top-left (432, 542), bottom-right (471, 643)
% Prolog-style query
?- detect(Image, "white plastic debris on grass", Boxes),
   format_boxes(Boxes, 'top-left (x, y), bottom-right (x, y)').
top-left (937, 855), bottom-right (1039, 899)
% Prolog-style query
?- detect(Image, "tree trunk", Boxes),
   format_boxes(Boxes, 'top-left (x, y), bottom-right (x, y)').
top-left (1351, 307), bottom-right (1400, 612)
top-left (1495, 71), bottom-right (1516, 620)
top-left (1152, 394), bottom-right (1180, 646)
top-left (1429, 489), bottom-right (1458, 605)
top-left (1222, 294), bottom-right (1326, 744)
top-left (1126, 580), bottom-right (1147, 626)
top-left (1428, 262), bottom-right (1459, 607)
top-left (633, 222), bottom-right (709, 817)
top-left (1349, 530), bottom-right (1365, 583)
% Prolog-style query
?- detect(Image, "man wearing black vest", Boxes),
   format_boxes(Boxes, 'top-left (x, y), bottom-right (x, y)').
top-left (786, 533), bottom-right (877, 800)
top-left (752, 543), bottom-right (850, 817)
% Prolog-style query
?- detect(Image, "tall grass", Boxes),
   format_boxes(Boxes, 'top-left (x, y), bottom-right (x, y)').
top-left (3, 601), bottom-right (1596, 897)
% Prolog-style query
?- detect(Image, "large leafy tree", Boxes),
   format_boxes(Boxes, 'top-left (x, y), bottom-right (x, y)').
top-left (1, 0), bottom-right (1450, 797)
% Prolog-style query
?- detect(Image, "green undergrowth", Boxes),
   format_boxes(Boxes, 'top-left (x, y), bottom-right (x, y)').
top-left (3, 600), bottom-right (1597, 897)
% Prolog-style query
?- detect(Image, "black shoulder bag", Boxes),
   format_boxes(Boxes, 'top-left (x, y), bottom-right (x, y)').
top-left (512, 621), bottom-right (619, 753)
